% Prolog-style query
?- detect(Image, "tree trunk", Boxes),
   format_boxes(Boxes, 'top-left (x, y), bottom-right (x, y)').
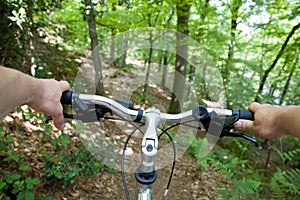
top-left (158, 49), bottom-right (163, 72)
top-left (143, 32), bottom-right (153, 97)
top-left (195, 0), bottom-right (210, 40)
top-left (169, 1), bottom-right (191, 113)
top-left (25, 0), bottom-right (35, 75)
top-left (84, 0), bottom-right (104, 95)
top-left (110, 28), bottom-right (116, 66)
top-left (120, 33), bottom-right (128, 68)
top-left (222, 0), bottom-right (242, 107)
top-left (279, 54), bottom-right (299, 104)
top-left (255, 22), bottom-right (300, 102)
top-left (160, 5), bottom-right (174, 88)
top-left (161, 50), bottom-right (168, 88)
top-left (109, 3), bottom-right (117, 67)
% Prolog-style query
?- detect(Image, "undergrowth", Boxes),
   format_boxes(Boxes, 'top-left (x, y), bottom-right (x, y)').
top-left (188, 136), bottom-right (300, 199)
top-left (0, 107), bottom-right (107, 199)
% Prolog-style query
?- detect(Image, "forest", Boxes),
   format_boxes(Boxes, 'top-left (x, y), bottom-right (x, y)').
top-left (0, 0), bottom-right (300, 199)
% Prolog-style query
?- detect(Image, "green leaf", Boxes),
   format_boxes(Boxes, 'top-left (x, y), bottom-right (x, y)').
top-left (4, 134), bottom-right (14, 143)
top-left (0, 180), bottom-right (7, 190)
top-left (11, 173), bottom-right (22, 180)
top-left (26, 177), bottom-right (40, 190)
top-left (0, 142), bottom-right (7, 151)
top-left (19, 164), bottom-right (30, 171)
top-left (39, 195), bottom-right (53, 200)
top-left (0, 129), bottom-right (5, 136)
top-left (17, 191), bottom-right (25, 200)
top-left (11, 155), bottom-right (20, 161)
top-left (17, 191), bottom-right (34, 200)
top-left (26, 191), bottom-right (34, 200)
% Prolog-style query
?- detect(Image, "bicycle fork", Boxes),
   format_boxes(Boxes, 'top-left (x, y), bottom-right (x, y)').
top-left (135, 108), bottom-right (160, 200)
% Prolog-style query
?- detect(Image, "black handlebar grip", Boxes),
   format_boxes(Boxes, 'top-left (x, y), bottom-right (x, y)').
top-left (239, 110), bottom-right (254, 121)
top-left (60, 91), bottom-right (73, 104)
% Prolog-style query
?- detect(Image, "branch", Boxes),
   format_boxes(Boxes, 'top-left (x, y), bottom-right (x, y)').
top-left (255, 22), bottom-right (300, 102)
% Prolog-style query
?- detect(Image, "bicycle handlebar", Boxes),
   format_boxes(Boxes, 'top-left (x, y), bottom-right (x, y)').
top-left (58, 91), bottom-right (257, 146)
top-left (233, 109), bottom-right (254, 121)
top-left (61, 91), bottom-right (73, 104)
top-left (60, 90), bottom-right (253, 121)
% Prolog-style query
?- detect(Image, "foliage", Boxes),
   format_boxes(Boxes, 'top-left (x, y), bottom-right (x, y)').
top-left (188, 136), bottom-right (300, 199)
top-left (189, 138), bottom-right (262, 198)
top-left (39, 133), bottom-right (104, 185)
top-left (0, 0), bottom-right (300, 198)
top-left (0, 125), bottom-right (42, 199)
top-left (217, 179), bottom-right (261, 200)
top-left (268, 143), bottom-right (300, 199)
top-left (0, 109), bottom-right (106, 199)
top-left (270, 168), bottom-right (300, 200)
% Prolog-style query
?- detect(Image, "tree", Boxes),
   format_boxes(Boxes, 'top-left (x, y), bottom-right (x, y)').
top-left (279, 52), bottom-right (299, 104)
top-left (222, 0), bottom-right (242, 107)
top-left (84, 0), bottom-right (104, 95)
top-left (169, 0), bottom-right (191, 113)
top-left (143, 1), bottom-right (163, 96)
top-left (255, 22), bottom-right (300, 102)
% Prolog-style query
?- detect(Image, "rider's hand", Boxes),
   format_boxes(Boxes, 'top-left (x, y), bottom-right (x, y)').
top-left (27, 79), bottom-right (71, 130)
top-left (234, 102), bottom-right (287, 140)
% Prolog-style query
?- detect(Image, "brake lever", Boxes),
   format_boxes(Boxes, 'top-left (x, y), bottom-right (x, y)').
top-left (221, 115), bottom-right (258, 146)
top-left (192, 105), bottom-right (258, 147)
top-left (45, 113), bottom-right (74, 124)
top-left (221, 131), bottom-right (258, 147)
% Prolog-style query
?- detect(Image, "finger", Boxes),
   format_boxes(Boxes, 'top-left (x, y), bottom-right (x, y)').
top-left (234, 120), bottom-right (243, 130)
top-left (242, 120), bottom-right (256, 132)
top-left (52, 81), bottom-right (69, 130)
top-left (53, 115), bottom-right (65, 130)
top-left (51, 104), bottom-right (65, 130)
top-left (59, 81), bottom-right (71, 92)
top-left (249, 102), bottom-right (261, 112)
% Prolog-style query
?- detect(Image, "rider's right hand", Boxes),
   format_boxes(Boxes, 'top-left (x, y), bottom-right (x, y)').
top-left (234, 102), bottom-right (288, 140)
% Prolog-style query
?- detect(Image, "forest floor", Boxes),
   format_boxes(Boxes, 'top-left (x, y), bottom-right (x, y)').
top-left (1, 61), bottom-right (232, 199)
top-left (45, 157), bottom-right (228, 200)
top-left (3, 117), bottom-right (229, 200)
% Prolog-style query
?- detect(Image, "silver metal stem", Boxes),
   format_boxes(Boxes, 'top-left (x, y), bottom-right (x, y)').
top-left (136, 184), bottom-right (153, 200)
top-left (135, 108), bottom-right (160, 200)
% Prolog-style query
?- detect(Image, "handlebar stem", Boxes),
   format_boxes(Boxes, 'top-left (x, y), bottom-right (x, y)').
top-left (134, 108), bottom-right (160, 199)
top-left (142, 108), bottom-right (160, 156)
top-left (139, 107), bottom-right (160, 173)
top-left (136, 184), bottom-right (153, 200)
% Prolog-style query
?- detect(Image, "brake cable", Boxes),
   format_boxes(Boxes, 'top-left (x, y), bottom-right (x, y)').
top-left (122, 125), bottom-right (143, 200)
top-left (158, 126), bottom-right (178, 197)
top-left (121, 120), bottom-right (180, 200)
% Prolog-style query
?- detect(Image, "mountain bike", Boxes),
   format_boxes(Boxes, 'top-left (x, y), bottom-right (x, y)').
top-left (55, 91), bottom-right (258, 200)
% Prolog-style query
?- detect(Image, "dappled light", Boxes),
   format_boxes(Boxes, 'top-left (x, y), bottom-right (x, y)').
top-left (0, 0), bottom-right (299, 199)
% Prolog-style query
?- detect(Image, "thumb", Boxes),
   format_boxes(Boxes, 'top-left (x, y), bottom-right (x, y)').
top-left (234, 119), bottom-right (255, 132)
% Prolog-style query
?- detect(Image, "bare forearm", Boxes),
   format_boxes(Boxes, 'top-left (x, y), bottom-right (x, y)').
top-left (0, 66), bottom-right (70, 130)
top-left (276, 105), bottom-right (300, 138)
top-left (0, 66), bottom-right (37, 118)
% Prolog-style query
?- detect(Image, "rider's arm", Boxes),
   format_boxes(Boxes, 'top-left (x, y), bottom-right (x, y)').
top-left (234, 102), bottom-right (300, 140)
top-left (0, 66), bottom-right (70, 130)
